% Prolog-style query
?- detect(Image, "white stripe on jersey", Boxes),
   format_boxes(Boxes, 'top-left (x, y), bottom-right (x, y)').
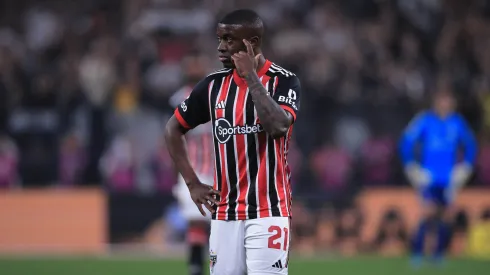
top-left (270, 64), bottom-right (294, 77)
top-left (222, 77), bottom-right (234, 220)
top-left (213, 77), bottom-right (225, 215)
top-left (207, 68), bottom-right (232, 77)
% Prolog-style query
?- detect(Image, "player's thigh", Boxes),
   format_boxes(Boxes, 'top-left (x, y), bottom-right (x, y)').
top-left (209, 220), bottom-right (246, 275)
top-left (245, 217), bottom-right (290, 275)
top-left (421, 186), bottom-right (452, 219)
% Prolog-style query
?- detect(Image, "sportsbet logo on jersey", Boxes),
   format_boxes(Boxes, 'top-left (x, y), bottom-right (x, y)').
top-left (214, 118), bottom-right (264, 143)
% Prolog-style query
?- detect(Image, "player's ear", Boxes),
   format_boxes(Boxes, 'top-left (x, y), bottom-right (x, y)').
top-left (249, 36), bottom-right (260, 48)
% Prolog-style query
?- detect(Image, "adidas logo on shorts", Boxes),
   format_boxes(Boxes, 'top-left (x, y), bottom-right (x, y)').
top-left (272, 260), bottom-right (283, 269)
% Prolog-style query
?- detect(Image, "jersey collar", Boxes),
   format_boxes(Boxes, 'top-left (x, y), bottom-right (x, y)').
top-left (233, 59), bottom-right (272, 87)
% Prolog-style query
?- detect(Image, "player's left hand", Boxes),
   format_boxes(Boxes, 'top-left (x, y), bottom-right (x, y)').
top-left (450, 162), bottom-right (473, 189)
top-left (231, 39), bottom-right (262, 78)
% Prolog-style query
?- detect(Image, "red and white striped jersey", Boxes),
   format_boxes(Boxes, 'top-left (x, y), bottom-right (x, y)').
top-left (170, 86), bottom-right (215, 181)
top-left (174, 60), bottom-right (301, 220)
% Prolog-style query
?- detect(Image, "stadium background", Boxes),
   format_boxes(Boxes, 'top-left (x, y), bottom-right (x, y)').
top-left (1, 0), bottom-right (490, 274)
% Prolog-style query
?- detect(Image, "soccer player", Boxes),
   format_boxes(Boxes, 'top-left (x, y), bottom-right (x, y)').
top-left (399, 90), bottom-right (477, 266)
top-left (169, 54), bottom-right (215, 275)
top-left (164, 9), bottom-right (300, 275)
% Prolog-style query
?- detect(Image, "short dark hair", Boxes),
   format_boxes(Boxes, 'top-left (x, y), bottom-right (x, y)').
top-left (219, 9), bottom-right (263, 29)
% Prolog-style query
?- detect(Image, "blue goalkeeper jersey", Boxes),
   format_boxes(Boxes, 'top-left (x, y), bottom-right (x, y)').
top-left (399, 111), bottom-right (477, 187)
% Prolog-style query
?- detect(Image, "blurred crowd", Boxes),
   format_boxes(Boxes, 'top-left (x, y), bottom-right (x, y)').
top-left (284, 202), bottom-right (490, 257)
top-left (1, 0), bottom-right (490, 205)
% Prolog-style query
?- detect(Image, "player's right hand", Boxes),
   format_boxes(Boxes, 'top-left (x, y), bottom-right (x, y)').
top-left (404, 162), bottom-right (431, 188)
top-left (188, 182), bottom-right (220, 216)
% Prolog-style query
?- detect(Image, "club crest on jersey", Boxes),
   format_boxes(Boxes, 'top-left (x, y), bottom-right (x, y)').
top-left (214, 118), bottom-right (264, 144)
top-left (209, 251), bottom-right (217, 272)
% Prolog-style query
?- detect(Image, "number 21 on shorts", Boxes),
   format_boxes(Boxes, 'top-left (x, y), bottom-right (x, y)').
top-left (268, 225), bottom-right (289, 251)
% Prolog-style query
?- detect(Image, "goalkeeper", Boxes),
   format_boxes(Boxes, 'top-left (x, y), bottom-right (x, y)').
top-left (399, 90), bottom-right (477, 266)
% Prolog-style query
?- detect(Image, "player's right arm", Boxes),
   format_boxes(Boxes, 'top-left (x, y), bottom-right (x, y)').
top-left (399, 112), bottom-right (431, 188)
top-left (164, 78), bottom-right (219, 215)
top-left (400, 113), bottom-right (426, 164)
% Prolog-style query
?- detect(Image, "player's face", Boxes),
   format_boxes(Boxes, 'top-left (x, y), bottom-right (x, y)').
top-left (216, 24), bottom-right (248, 69)
top-left (434, 92), bottom-right (455, 116)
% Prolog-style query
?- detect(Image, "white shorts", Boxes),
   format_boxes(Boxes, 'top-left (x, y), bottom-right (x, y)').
top-left (209, 217), bottom-right (291, 275)
top-left (173, 175), bottom-right (213, 221)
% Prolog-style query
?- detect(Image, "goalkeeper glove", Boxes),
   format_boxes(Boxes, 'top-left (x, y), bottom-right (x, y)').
top-left (404, 162), bottom-right (431, 189)
top-left (450, 162), bottom-right (473, 190)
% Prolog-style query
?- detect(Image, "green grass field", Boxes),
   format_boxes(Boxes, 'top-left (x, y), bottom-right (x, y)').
top-left (0, 255), bottom-right (489, 275)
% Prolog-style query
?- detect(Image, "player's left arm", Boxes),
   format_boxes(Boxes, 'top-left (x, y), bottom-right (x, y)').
top-left (451, 115), bottom-right (478, 188)
top-left (457, 116), bottom-right (478, 165)
top-left (245, 73), bottom-right (298, 138)
top-left (234, 40), bottom-right (297, 138)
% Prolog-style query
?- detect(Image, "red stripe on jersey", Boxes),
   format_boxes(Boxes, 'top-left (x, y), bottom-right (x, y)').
top-left (235, 85), bottom-right (249, 220)
top-left (257, 131), bottom-right (269, 218)
top-left (273, 76), bottom-right (279, 94)
top-left (285, 127), bottom-right (294, 217)
top-left (216, 75), bottom-right (232, 220)
top-left (281, 105), bottom-right (297, 122)
top-left (174, 109), bottom-right (190, 129)
top-left (256, 76), bottom-right (272, 218)
top-left (275, 138), bottom-right (288, 216)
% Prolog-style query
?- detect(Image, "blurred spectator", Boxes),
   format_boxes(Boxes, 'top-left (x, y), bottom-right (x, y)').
top-left (1, 0), bottom-right (490, 256)
top-left (1, 0), bottom-right (488, 192)
top-left (100, 135), bottom-right (135, 192)
top-left (291, 201), bottom-right (316, 256)
top-left (337, 206), bottom-right (363, 256)
top-left (371, 208), bottom-right (408, 256)
top-left (79, 37), bottom-right (118, 184)
top-left (151, 139), bottom-right (177, 193)
top-left (286, 140), bottom-right (302, 191)
top-left (315, 205), bottom-right (337, 251)
top-left (476, 133), bottom-right (490, 186)
top-left (449, 209), bottom-right (469, 256)
top-left (311, 139), bottom-right (351, 190)
top-left (59, 133), bottom-right (86, 187)
top-left (467, 207), bottom-right (490, 259)
top-left (79, 37), bottom-right (117, 107)
top-left (359, 129), bottom-right (395, 185)
top-left (0, 135), bottom-right (19, 189)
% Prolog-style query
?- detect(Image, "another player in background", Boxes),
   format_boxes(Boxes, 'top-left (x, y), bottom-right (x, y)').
top-left (399, 90), bottom-right (477, 266)
top-left (165, 9), bottom-right (301, 275)
top-left (169, 53), bottom-right (214, 275)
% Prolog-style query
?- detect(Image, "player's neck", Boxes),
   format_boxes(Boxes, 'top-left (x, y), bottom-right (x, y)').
top-left (435, 110), bottom-right (453, 119)
top-left (256, 53), bottom-right (266, 72)
top-left (233, 55), bottom-right (267, 76)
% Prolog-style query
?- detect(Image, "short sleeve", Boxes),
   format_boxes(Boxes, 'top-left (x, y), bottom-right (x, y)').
top-left (272, 75), bottom-right (301, 122)
top-left (174, 78), bottom-right (211, 129)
